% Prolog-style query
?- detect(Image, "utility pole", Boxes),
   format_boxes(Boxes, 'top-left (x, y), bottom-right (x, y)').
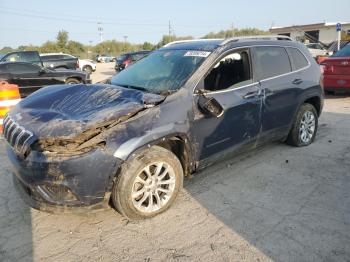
top-left (231, 23), bottom-right (235, 37)
top-left (123, 35), bottom-right (128, 51)
top-left (88, 40), bottom-right (93, 58)
top-left (98, 22), bottom-right (103, 43)
top-left (168, 20), bottom-right (173, 40)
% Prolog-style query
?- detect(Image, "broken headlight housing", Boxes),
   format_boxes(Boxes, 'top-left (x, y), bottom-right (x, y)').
top-left (31, 123), bottom-right (110, 155)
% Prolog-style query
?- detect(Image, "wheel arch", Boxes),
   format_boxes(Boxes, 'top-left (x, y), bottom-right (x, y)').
top-left (116, 133), bottom-right (194, 177)
top-left (65, 76), bottom-right (82, 83)
top-left (303, 95), bottom-right (322, 116)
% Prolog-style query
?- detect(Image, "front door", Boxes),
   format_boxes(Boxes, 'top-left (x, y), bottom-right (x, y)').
top-left (190, 48), bottom-right (263, 164)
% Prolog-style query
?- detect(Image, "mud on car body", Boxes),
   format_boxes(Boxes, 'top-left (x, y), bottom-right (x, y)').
top-left (4, 36), bottom-right (323, 220)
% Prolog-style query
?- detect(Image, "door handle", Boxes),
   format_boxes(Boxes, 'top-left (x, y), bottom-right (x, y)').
top-left (292, 79), bottom-right (303, 85)
top-left (243, 91), bottom-right (259, 99)
top-left (243, 88), bottom-right (263, 99)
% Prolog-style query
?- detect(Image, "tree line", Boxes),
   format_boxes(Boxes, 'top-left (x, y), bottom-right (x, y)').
top-left (0, 28), bottom-right (269, 59)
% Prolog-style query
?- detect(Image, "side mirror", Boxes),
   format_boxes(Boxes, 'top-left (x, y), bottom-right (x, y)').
top-left (198, 95), bottom-right (224, 117)
top-left (39, 68), bottom-right (46, 75)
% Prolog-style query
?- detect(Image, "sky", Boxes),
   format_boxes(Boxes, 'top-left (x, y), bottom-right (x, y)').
top-left (0, 0), bottom-right (349, 48)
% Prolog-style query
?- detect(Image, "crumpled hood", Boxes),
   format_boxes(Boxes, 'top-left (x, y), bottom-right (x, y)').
top-left (9, 84), bottom-right (165, 138)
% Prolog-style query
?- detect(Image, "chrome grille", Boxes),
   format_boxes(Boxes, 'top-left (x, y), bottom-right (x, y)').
top-left (3, 115), bottom-right (34, 155)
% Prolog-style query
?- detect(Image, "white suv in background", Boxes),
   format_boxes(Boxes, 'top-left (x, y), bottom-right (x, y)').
top-left (79, 59), bottom-right (96, 74)
top-left (305, 43), bottom-right (332, 58)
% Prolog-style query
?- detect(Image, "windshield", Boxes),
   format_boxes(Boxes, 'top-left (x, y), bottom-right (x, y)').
top-left (332, 44), bottom-right (350, 57)
top-left (0, 54), bottom-right (4, 60)
top-left (111, 50), bottom-right (208, 94)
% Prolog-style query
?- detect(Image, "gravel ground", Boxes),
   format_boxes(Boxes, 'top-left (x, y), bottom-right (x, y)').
top-left (0, 64), bottom-right (349, 261)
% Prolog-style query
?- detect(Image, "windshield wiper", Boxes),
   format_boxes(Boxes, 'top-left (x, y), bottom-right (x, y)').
top-left (117, 84), bottom-right (149, 92)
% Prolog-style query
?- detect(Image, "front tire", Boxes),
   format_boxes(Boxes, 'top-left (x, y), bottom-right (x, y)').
top-left (65, 78), bottom-right (81, 84)
top-left (286, 103), bottom-right (318, 147)
top-left (112, 146), bottom-right (183, 220)
top-left (82, 65), bottom-right (93, 74)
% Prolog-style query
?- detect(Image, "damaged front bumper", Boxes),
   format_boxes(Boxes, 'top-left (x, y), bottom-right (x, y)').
top-left (7, 145), bottom-right (123, 212)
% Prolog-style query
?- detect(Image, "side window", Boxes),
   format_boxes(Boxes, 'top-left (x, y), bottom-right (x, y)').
top-left (131, 54), bottom-right (142, 61)
top-left (3, 53), bottom-right (21, 62)
top-left (41, 55), bottom-right (63, 61)
top-left (287, 48), bottom-right (309, 70)
top-left (204, 49), bottom-right (252, 91)
top-left (7, 64), bottom-right (40, 74)
top-left (62, 55), bottom-right (74, 59)
top-left (21, 52), bottom-right (40, 62)
top-left (254, 47), bottom-right (291, 80)
top-left (316, 44), bottom-right (324, 50)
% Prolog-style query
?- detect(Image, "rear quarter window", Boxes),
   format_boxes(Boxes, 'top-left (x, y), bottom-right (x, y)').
top-left (62, 55), bottom-right (75, 59)
top-left (254, 46), bottom-right (292, 80)
top-left (41, 55), bottom-right (64, 60)
top-left (287, 47), bottom-right (309, 70)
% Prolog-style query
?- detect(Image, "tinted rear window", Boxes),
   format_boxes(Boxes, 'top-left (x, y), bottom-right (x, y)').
top-left (117, 54), bottom-right (127, 62)
top-left (287, 48), bottom-right (309, 70)
top-left (41, 55), bottom-right (64, 60)
top-left (62, 55), bottom-right (75, 59)
top-left (254, 47), bottom-right (291, 80)
top-left (131, 53), bottom-right (148, 61)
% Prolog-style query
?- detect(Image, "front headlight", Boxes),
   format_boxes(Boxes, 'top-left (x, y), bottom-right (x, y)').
top-left (32, 136), bottom-right (105, 156)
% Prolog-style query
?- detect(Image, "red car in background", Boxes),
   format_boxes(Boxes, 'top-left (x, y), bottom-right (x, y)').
top-left (321, 44), bottom-right (350, 93)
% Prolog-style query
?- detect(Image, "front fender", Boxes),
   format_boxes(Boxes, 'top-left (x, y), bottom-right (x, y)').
top-left (112, 124), bottom-right (188, 161)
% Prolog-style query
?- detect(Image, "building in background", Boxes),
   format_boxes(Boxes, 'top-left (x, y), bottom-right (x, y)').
top-left (270, 22), bottom-right (350, 45)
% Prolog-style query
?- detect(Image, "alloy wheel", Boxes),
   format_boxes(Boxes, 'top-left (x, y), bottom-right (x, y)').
top-left (131, 162), bottom-right (176, 213)
top-left (299, 110), bottom-right (316, 143)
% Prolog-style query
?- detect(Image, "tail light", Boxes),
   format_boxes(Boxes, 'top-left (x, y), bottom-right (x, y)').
top-left (320, 64), bottom-right (326, 74)
top-left (320, 72), bottom-right (324, 90)
top-left (76, 60), bottom-right (79, 69)
top-left (123, 59), bottom-right (131, 67)
top-left (320, 62), bottom-right (333, 74)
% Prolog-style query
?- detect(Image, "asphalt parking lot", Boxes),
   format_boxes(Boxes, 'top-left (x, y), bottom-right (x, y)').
top-left (0, 64), bottom-right (349, 262)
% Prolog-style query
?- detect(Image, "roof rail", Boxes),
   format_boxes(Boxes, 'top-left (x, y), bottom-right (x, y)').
top-left (163, 38), bottom-right (222, 47)
top-left (220, 35), bottom-right (293, 46)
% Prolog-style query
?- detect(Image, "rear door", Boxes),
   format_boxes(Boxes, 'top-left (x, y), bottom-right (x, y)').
top-left (0, 64), bottom-right (11, 81)
top-left (6, 63), bottom-right (50, 97)
top-left (252, 46), bottom-right (299, 141)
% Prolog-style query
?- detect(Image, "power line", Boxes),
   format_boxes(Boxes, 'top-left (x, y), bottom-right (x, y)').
top-left (0, 6), bottom-right (207, 28)
top-left (0, 9), bottom-right (168, 27)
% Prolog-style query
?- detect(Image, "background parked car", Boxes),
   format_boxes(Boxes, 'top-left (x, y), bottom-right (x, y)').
top-left (321, 43), bottom-right (350, 93)
top-left (115, 50), bottom-right (150, 71)
top-left (305, 43), bottom-right (332, 58)
top-left (96, 54), bottom-right (115, 63)
top-left (0, 51), bottom-right (79, 70)
top-left (40, 53), bottom-right (79, 70)
top-left (0, 61), bottom-right (90, 97)
top-left (79, 59), bottom-right (96, 74)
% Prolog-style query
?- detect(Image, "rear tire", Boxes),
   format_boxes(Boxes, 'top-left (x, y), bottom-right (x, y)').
top-left (65, 78), bottom-right (81, 84)
top-left (286, 103), bottom-right (318, 147)
top-left (112, 146), bottom-right (183, 220)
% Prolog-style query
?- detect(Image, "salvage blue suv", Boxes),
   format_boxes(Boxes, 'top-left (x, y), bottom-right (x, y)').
top-left (3, 36), bottom-right (323, 220)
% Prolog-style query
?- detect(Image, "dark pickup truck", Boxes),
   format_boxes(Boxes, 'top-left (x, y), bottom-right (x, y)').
top-left (0, 51), bottom-right (79, 70)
